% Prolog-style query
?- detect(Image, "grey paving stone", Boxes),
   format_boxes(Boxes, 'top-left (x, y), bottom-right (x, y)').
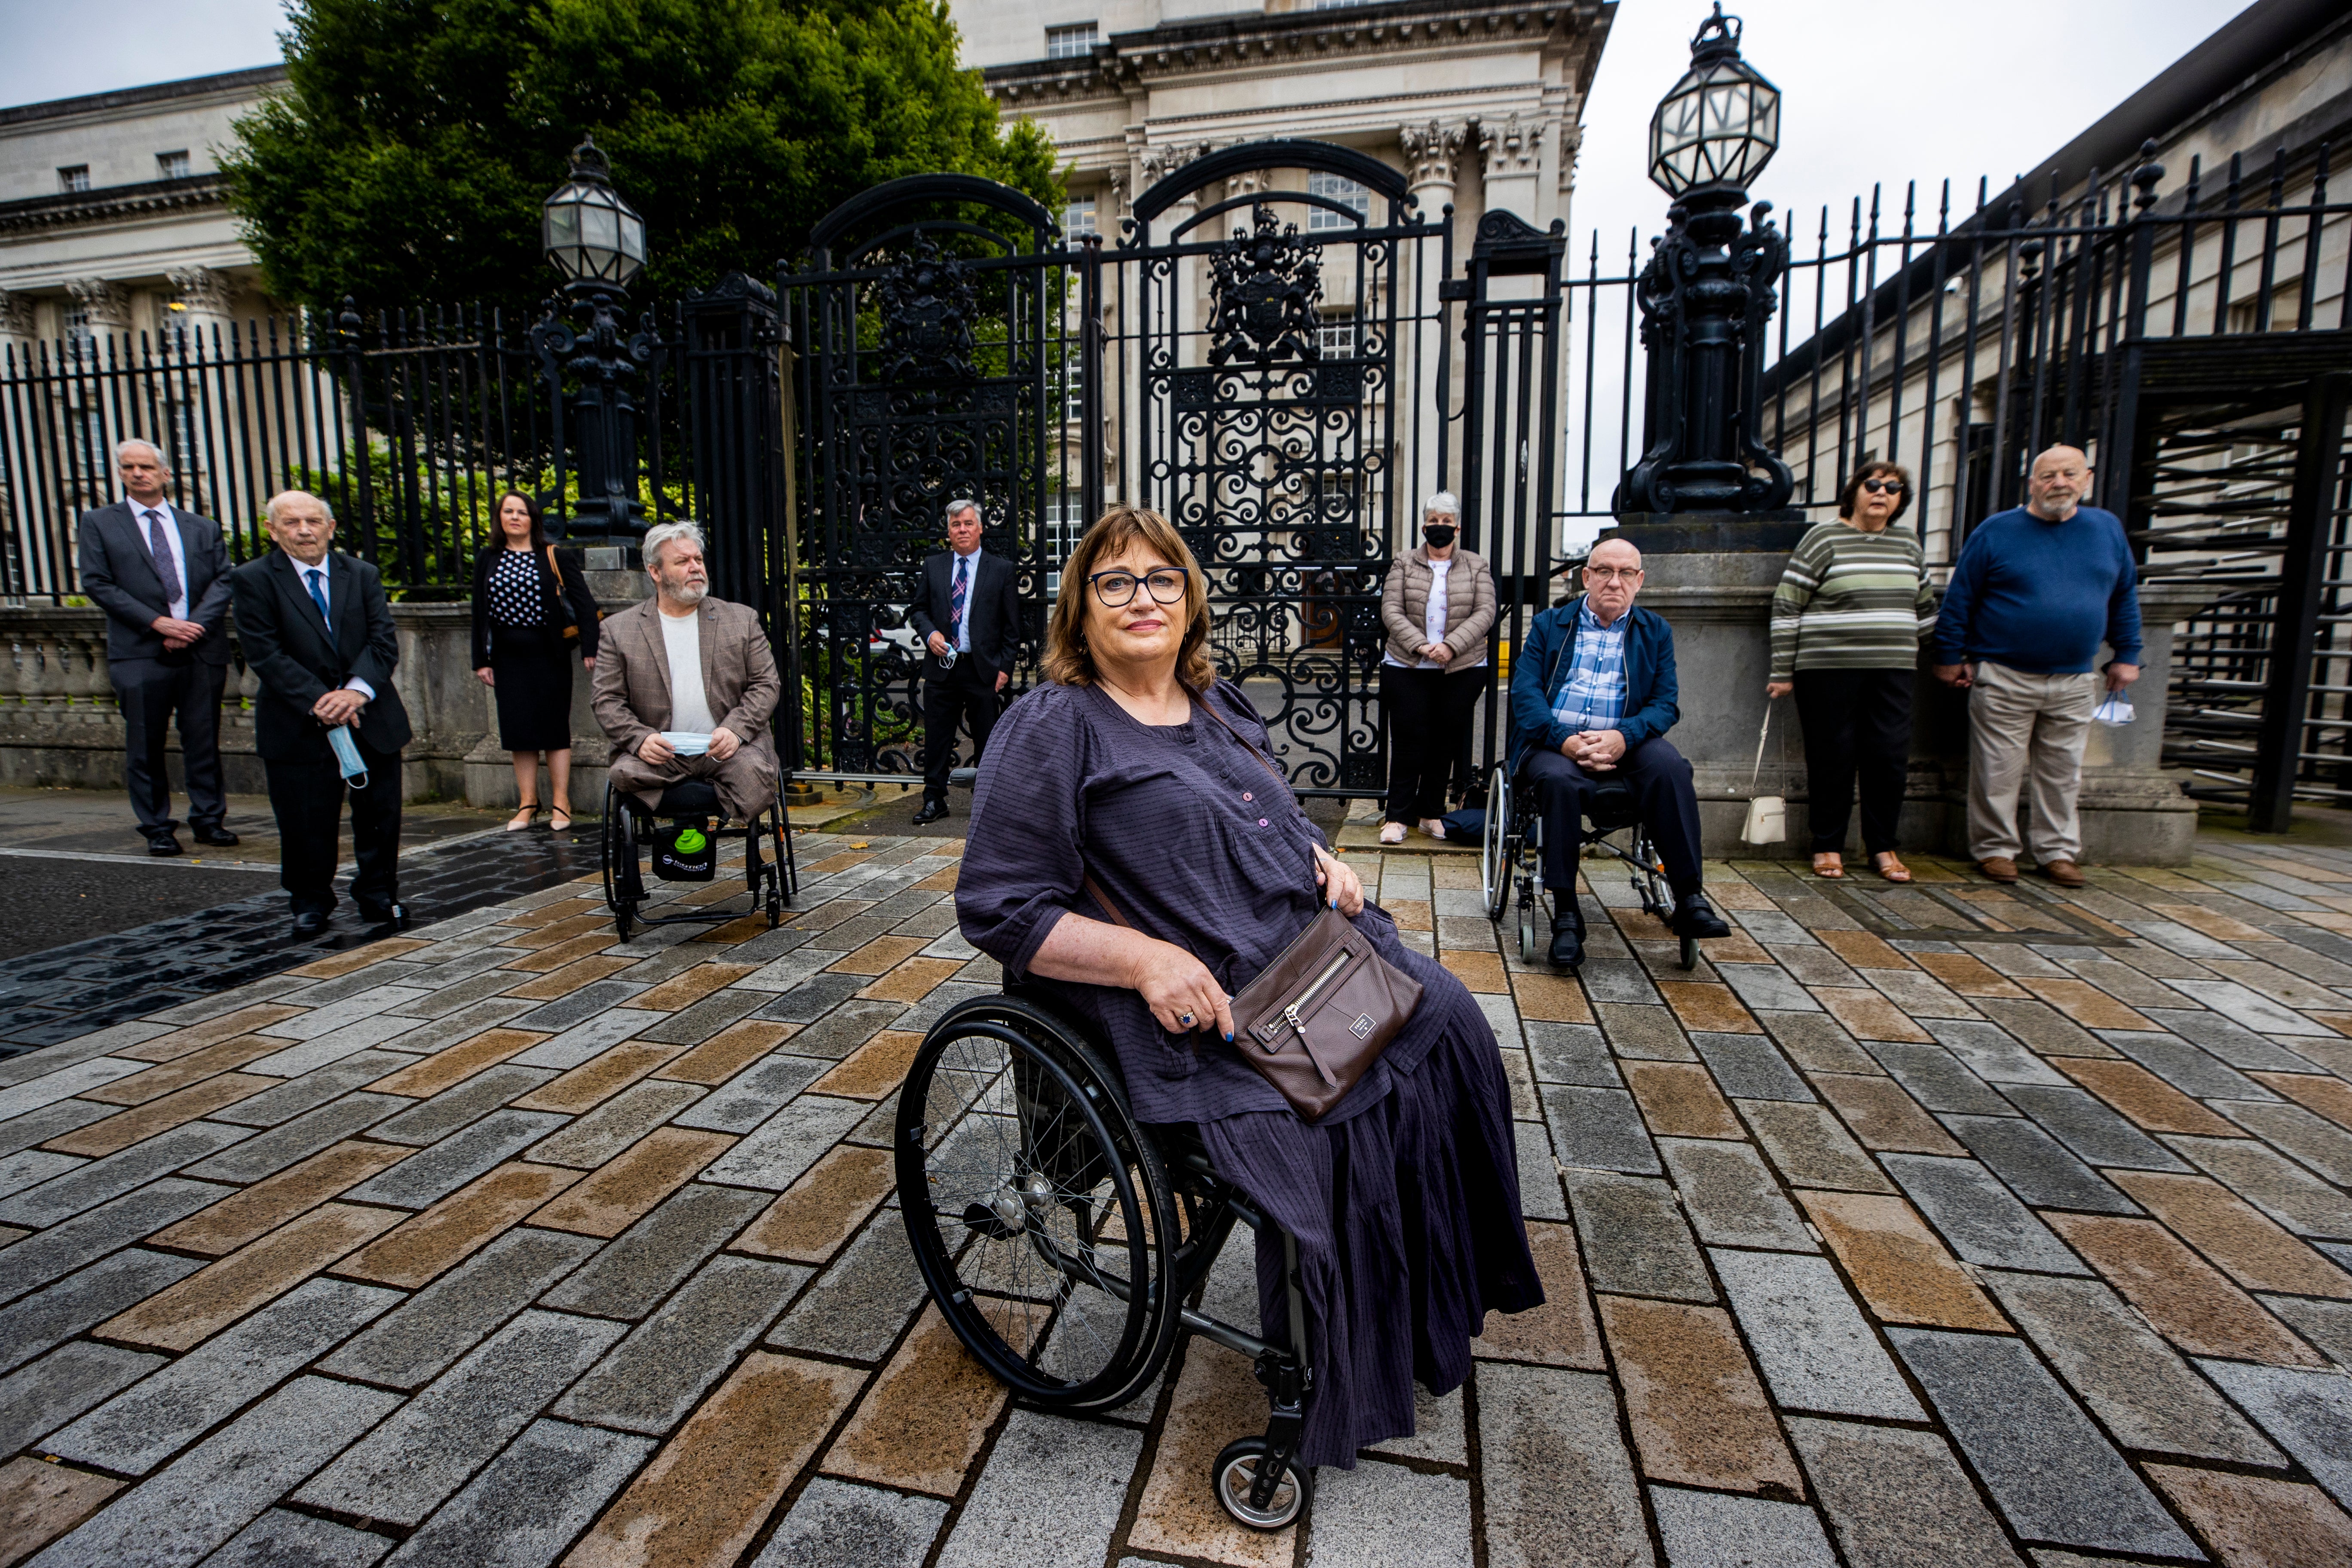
top-left (555, 1255), bottom-right (805, 1434)
top-left (254, 985), bottom-right (432, 1043)
top-left (1306, 1462), bottom-right (1473, 1568)
top-left (891, 980), bottom-right (999, 1036)
top-left (1968, 998), bottom-right (2107, 1059)
top-left (2164, 1134), bottom-right (2352, 1238)
top-left (0, 1100), bottom-right (113, 1161)
top-left (1476, 1363), bottom-right (1653, 1568)
top-left (0, 1121), bottom-right (250, 1228)
top-left (1592, 1003), bottom-right (1696, 1062)
top-left (1364, 1382), bottom-right (1468, 1465)
top-left (510, 981), bottom-right (646, 1032)
top-left (1757, 1011), bottom-right (1876, 1075)
top-left (1562, 1170), bottom-right (1712, 1302)
top-left (702, 1094), bottom-right (872, 1191)
top-left (340, 1109), bottom-right (566, 1209)
top-left (507, 1011), bottom-right (646, 1070)
top-left (633, 987), bottom-right (769, 1046)
top-left (2165, 979), bottom-right (2334, 1038)
top-left (749, 971), bottom-right (866, 1017)
top-left (1540, 1085), bottom-right (1660, 1175)
top-left (2218, 1099), bottom-right (2352, 1187)
top-left (1577, 961), bottom-right (1659, 1006)
top-left (1771, 943), bottom-right (1864, 988)
top-left (300, 1308), bottom-right (627, 1525)
top-left (321, 1227), bottom-right (601, 1390)
top-left (934, 1409), bottom-right (1143, 1568)
top-left (377, 1418), bottom-right (653, 1568)
top-left (46, 1277), bottom-right (399, 1476)
top-left (1982, 1271), bottom-right (2282, 1467)
top-left (1866, 1043), bottom-right (2014, 1116)
top-left (247, 1017), bottom-right (431, 1078)
top-left (1785, 1417), bottom-right (2022, 1568)
top-left (25, 1375), bottom-right (401, 1568)
top-left (527, 1080), bottom-right (704, 1168)
top-left (541, 1182), bottom-right (770, 1319)
top-left (366, 997), bottom-right (535, 1056)
top-left (1998, 1085), bottom-right (2192, 1172)
top-left (208, 1053), bottom-right (413, 1128)
top-left (781, 998), bottom-right (906, 1060)
top-left (1649, 1487), bottom-right (1835, 1567)
top-left (1880, 1154), bottom-right (2089, 1273)
top-left (280, 964), bottom-right (431, 1007)
top-left (668, 1053), bottom-right (831, 1134)
top-left (1740, 1100), bottom-right (1895, 1193)
top-left (2262, 1294), bottom-right (2352, 1369)
top-left (0, 1341), bottom-right (164, 1460)
top-left (0, 1178), bottom-right (221, 1306)
top-left (1920, 1020), bottom-right (2071, 1085)
top-left (1887, 1328), bottom-right (2199, 1557)
top-left (2133, 1008), bottom-right (2320, 1071)
top-left (2100, 1029), bottom-right (2272, 1095)
top-left (1524, 1021), bottom-right (1618, 1086)
top-left (1691, 1032), bottom-right (1813, 1102)
top-left (1657, 1137), bottom-right (1813, 1251)
top-left (0, 1152), bottom-right (83, 1201)
top-left (370, 1064), bottom-right (559, 1147)
top-left (2194, 1360), bottom-right (2352, 1510)
top-left (766, 1217), bottom-right (927, 1361)
top-left (751, 1477), bottom-right (948, 1568)
top-left (1719, 970), bottom-right (1823, 1026)
top-left (144, 981), bottom-right (310, 1026)
top-left (1731, 907), bottom-right (1816, 947)
top-left (0, 1056), bottom-right (150, 1123)
top-left (183, 1093), bottom-right (409, 1184)
top-left (1515, 1120), bottom-right (1568, 1220)
top-left (386, 968), bottom-right (536, 1021)
top-left (1712, 1249), bottom-right (1919, 1419)
top-left (202, 1510), bottom-right (390, 1568)
top-left (0, 1025), bottom-right (170, 1088)
top-left (1939, 1115), bottom-right (2136, 1213)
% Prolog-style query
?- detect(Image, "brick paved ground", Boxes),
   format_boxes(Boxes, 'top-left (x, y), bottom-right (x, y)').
top-left (3, 828), bottom-right (2352, 1567)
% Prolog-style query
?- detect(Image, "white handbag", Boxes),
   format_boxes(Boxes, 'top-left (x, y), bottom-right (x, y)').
top-left (1740, 702), bottom-right (1785, 845)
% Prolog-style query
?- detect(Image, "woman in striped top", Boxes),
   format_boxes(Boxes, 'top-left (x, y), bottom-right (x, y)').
top-left (1765, 461), bottom-right (1937, 882)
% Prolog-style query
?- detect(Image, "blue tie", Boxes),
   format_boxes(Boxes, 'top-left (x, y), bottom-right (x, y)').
top-left (304, 567), bottom-right (331, 628)
top-left (951, 557), bottom-right (968, 651)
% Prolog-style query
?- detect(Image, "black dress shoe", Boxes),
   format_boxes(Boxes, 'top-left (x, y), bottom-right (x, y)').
top-left (357, 902), bottom-right (409, 931)
top-left (1671, 894), bottom-right (1732, 940)
top-left (1548, 914), bottom-right (1584, 968)
top-left (291, 910), bottom-right (331, 937)
top-left (910, 799), bottom-right (949, 827)
top-left (147, 833), bottom-right (182, 857)
top-left (191, 825), bottom-right (239, 847)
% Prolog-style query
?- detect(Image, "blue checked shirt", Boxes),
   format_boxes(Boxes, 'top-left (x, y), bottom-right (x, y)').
top-left (1551, 598), bottom-right (1629, 734)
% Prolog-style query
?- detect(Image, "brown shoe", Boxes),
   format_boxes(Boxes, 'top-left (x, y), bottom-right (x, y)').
top-left (1978, 858), bottom-right (2019, 884)
top-left (2039, 859), bottom-right (2087, 888)
top-left (1873, 853), bottom-right (1912, 884)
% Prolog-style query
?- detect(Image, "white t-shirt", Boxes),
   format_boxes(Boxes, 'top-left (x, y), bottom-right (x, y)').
top-left (659, 609), bottom-right (717, 734)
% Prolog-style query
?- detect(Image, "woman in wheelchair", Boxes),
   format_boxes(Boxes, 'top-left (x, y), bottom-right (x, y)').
top-left (949, 505), bottom-right (1543, 1481)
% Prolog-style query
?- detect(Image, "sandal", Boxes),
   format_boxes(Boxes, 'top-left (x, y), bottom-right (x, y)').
top-left (549, 808), bottom-right (573, 833)
top-left (1874, 852), bottom-right (1913, 884)
top-left (506, 803), bottom-right (540, 832)
top-left (1812, 852), bottom-right (1844, 879)
top-left (1379, 821), bottom-right (1408, 845)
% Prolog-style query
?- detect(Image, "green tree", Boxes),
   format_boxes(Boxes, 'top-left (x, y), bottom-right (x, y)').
top-left (223, 0), bottom-right (1060, 310)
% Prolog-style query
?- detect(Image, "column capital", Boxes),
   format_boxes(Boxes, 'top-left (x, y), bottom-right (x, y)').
top-left (1399, 119), bottom-right (1468, 193)
top-left (65, 277), bottom-right (132, 332)
top-left (0, 289), bottom-right (33, 343)
top-left (1478, 112), bottom-right (1547, 183)
top-left (1558, 123), bottom-right (1583, 194)
top-left (167, 266), bottom-right (235, 320)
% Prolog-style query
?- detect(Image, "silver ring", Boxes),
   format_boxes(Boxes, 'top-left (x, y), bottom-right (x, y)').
top-left (1180, 1012), bottom-right (1194, 1026)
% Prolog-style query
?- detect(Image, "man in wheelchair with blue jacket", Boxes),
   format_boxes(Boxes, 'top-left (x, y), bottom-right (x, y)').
top-left (1509, 535), bottom-right (1732, 967)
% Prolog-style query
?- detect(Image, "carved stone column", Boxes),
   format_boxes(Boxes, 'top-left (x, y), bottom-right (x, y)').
top-left (166, 266), bottom-right (235, 354)
top-left (66, 278), bottom-right (132, 338)
top-left (1478, 111), bottom-right (1547, 224)
top-left (1398, 119), bottom-right (1466, 211)
top-left (1398, 121), bottom-right (1467, 545)
top-left (0, 290), bottom-right (32, 360)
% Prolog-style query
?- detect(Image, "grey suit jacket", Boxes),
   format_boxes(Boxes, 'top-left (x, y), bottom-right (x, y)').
top-left (591, 596), bottom-right (781, 761)
top-left (77, 500), bottom-right (234, 665)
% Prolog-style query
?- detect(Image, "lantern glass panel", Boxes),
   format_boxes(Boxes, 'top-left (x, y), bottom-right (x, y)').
top-left (1648, 55), bottom-right (1779, 196)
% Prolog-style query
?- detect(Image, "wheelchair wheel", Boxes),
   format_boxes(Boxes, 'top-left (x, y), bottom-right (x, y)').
top-left (897, 998), bottom-right (1183, 1414)
top-left (1213, 1436), bottom-right (1312, 1531)
top-left (1480, 765), bottom-right (1511, 921)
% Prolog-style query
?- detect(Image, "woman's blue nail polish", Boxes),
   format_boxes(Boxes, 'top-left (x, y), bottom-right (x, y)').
top-left (1223, 1030), bottom-right (1234, 1042)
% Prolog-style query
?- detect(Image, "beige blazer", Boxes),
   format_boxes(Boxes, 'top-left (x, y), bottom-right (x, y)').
top-left (591, 596), bottom-right (781, 759)
top-left (1381, 546), bottom-right (1497, 667)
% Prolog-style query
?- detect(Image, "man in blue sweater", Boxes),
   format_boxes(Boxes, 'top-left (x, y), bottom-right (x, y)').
top-left (1932, 445), bottom-right (2141, 888)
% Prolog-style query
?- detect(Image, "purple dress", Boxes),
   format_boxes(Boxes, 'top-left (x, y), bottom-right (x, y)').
top-left (958, 677), bottom-right (1542, 1467)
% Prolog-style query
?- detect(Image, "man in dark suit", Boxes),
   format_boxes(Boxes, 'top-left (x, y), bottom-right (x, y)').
top-left (905, 498), bottom-right (1021, 825)
top-left (77, 439), bottom-right (237, 855)
top-left (230, 490), bottom-right (413, 936)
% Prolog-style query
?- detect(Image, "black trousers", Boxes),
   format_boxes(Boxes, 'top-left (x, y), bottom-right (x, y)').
top-left (921, 661), bottom-right (1001, 801)
top-left (264, 738), bottom-right (402, 916)
top-left (1381, 664), bottom-right (1490, 823)
top-left (112, 656), bottom-right (227, 835)
top-left (1522, 738), bottom-right (1706, 915)
top-left (1793, 668), bottom-right (1914, 855)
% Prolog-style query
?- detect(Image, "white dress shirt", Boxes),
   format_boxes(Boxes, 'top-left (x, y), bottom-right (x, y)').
top-left (949, 545), bottom-right (982, 655)
top-left (130, 498), bottom-right (190, 622)
top-left (289, 554), bottom-right (375, 702)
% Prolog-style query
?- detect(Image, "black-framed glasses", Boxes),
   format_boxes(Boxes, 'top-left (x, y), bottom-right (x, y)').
top-left (1859, 478), bottom-right (1908, 494)
top-left (1089, 567), bottom-right (1189, 607)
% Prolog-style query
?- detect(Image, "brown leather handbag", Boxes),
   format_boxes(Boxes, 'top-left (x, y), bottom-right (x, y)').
top-left (1083, 698), bottom-right (1423, 1122)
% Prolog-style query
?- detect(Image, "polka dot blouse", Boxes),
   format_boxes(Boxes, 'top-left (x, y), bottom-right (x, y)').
top-left (488, 548), bottom-right (544, 629)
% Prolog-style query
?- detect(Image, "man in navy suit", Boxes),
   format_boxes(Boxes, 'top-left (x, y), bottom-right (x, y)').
top-left (230, 490), bottom-right (414, 936)
top-left (905, 497), bottom-right (1022, 825)
top-left (76, 439), bottom-right (237, 855)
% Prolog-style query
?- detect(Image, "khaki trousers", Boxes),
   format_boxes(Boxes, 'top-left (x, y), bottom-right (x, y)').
top-left (1966, 660), bottom-right (2103, 864)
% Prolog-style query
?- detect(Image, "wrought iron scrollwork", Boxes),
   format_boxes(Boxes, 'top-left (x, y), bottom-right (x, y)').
top-left (873, 235), bottom-right (980, 386)
top-left (1207, 205), bottom-right (1324, 368)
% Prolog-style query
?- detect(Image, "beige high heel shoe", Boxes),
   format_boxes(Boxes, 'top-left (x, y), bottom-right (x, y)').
top-left (506, 802), bottom-right (540, 832)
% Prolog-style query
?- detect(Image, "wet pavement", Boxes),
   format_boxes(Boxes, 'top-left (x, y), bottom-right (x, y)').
top-left (0, 830), bottom-right (2349, 1566)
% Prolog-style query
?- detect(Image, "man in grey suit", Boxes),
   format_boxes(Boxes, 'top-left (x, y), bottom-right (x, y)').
top-left (76, 438), bottom-right (238, 855)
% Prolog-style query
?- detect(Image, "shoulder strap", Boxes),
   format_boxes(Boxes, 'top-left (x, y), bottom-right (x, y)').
top-left (1082, 873), bottom-right (1133, 929)
top-left (545, 545), bottom-right (565, 592)
top-left (1192, 686), bottom-right (1286, 787)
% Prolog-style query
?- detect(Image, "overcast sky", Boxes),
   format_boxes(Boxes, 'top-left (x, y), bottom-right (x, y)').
top-left (0, 0), bottom-right (2256, 248)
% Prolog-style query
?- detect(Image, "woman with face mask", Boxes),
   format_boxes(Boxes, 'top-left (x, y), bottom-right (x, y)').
top-left (1377, 493), bottom-right (1498, 845)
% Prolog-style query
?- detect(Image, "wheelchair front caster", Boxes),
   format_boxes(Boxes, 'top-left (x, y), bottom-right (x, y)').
top-left (1213, 1436), bottom-right (1311, 1531)
top-left (1679, 933), bottom-right (1698, 971)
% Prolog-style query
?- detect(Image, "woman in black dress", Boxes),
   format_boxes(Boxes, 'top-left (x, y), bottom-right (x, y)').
top-left (470, 492), bottom-right (600, 830)
top-left (957, 505), bottom-right (1541, 1469)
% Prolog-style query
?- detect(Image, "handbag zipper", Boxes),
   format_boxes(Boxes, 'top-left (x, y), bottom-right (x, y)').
top-left (1271, 947), bottom-right (1354, 1052)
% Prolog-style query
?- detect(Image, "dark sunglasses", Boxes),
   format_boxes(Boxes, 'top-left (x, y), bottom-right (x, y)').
top-left (1859, 478), bottom-right (1908, 495)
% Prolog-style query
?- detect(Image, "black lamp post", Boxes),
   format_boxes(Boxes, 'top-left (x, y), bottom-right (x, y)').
top-left (1620, 5), bottom-right (1796, 521)
top-left (531, 137), bottom-right (652, 541)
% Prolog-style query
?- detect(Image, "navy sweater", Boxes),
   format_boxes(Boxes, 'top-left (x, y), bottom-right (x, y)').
top-left (1931, 505), bottom-right (2143, 674)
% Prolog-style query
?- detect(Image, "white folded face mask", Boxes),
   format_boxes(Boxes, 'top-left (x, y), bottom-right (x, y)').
top-left (660, 731), bottom-right (713, 756)
top-left (2092, 696), bottom-right (2135, 727)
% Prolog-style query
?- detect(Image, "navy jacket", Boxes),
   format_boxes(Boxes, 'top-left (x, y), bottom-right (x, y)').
top-left (76, 500), bottom-right (235, 666)
top-left (1507, 595), bottom-right (1680, 775)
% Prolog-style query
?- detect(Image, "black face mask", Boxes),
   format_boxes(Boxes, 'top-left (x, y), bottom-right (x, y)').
top-left (1423, 524), bottom-right (1457, 548)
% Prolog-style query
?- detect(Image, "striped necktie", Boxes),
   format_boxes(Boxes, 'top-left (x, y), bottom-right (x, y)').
top-left (951, 556), bottom-right (968, 649)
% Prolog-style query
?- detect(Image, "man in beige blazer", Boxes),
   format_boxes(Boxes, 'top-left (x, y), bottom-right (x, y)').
top-left (591, 520), bottom-right (781, 820)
